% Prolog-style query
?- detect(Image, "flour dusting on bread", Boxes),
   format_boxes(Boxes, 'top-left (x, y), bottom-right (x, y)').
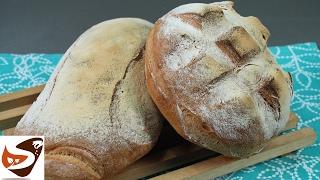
top-left (145, 2), bottom-right (293, 157)
top-left (15, 18), bottom-right (162, 178)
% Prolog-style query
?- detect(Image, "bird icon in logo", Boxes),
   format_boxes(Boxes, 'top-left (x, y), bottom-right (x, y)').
top-left (1, 137), bottom-right (43, 177)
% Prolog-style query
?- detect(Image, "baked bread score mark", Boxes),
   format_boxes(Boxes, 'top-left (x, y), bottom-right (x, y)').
top-left (216, 26), bottom-right (261, 65)
top-left (14, 18), bottom-right (162, 179)
top-left (258, 78), bottom-right (281, 121)
top-left (144, 1), bottom-right (293, 157)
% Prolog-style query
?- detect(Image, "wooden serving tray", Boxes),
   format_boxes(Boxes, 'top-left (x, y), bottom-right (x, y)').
top-left (0, 85), bottom-right (316, 179)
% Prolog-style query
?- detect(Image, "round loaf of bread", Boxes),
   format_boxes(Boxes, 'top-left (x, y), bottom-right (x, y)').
top-left (15, 18), bottom-right (162, 179)
top-left (144, 2), bottom-right (293, 157)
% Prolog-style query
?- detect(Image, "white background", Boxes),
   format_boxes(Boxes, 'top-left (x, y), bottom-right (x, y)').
top-left (0, 136), bottom-right (44, 179)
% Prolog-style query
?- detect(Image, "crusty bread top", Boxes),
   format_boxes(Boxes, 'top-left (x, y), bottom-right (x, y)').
top-left (145, 2), bottom-right (293, 157)
top-left (15, 18), bottom-right (162, 171)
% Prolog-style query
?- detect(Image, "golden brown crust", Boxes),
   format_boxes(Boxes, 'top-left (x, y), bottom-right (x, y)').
top-left (145, 31), bottom-right (185, 137)
top-left (14, 18), bottom-right (162, 179)
top-left (145, 2), bottom-right (293, 157)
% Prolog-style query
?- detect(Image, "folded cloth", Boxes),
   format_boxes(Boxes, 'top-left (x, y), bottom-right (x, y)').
top-left (0, 42), bottom-right (319, 179)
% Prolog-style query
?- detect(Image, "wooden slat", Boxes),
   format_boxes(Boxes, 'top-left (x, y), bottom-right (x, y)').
top-left (112, 113), bottom-right (299, 179)
top-left (284, 113), bottom-right (298, 131)
top-left (112, 144), bottom-right (215, 180)
top-left (0, 104), bottom-right (31, 130)
top-left (0, 85), bottom-right (43, 111)
top-left (126, 143), bottom-right (202, 169)
top-left (151, 128), bottom-right (316, 180)
top-left (0, 85), bottom-right (311, 180)
top-left (2, 113), bottom-right (299, 179)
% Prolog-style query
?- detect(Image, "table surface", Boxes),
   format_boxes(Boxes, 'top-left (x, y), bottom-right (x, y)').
top-left (0, 0), bottom-right (319, 53)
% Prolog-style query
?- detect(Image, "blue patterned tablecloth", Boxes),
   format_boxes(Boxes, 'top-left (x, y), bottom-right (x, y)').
top-left (0, 42), bottom-right (319, 179)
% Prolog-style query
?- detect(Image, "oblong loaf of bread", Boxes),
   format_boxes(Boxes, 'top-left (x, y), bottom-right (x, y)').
top-left (144, 2), bottom-right (293, 157)
top-left (15, 18), bottom-right (162, 179)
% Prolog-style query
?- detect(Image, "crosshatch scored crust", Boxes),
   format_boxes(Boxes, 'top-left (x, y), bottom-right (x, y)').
top-left (144, 1), bottom-right (293, 157)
